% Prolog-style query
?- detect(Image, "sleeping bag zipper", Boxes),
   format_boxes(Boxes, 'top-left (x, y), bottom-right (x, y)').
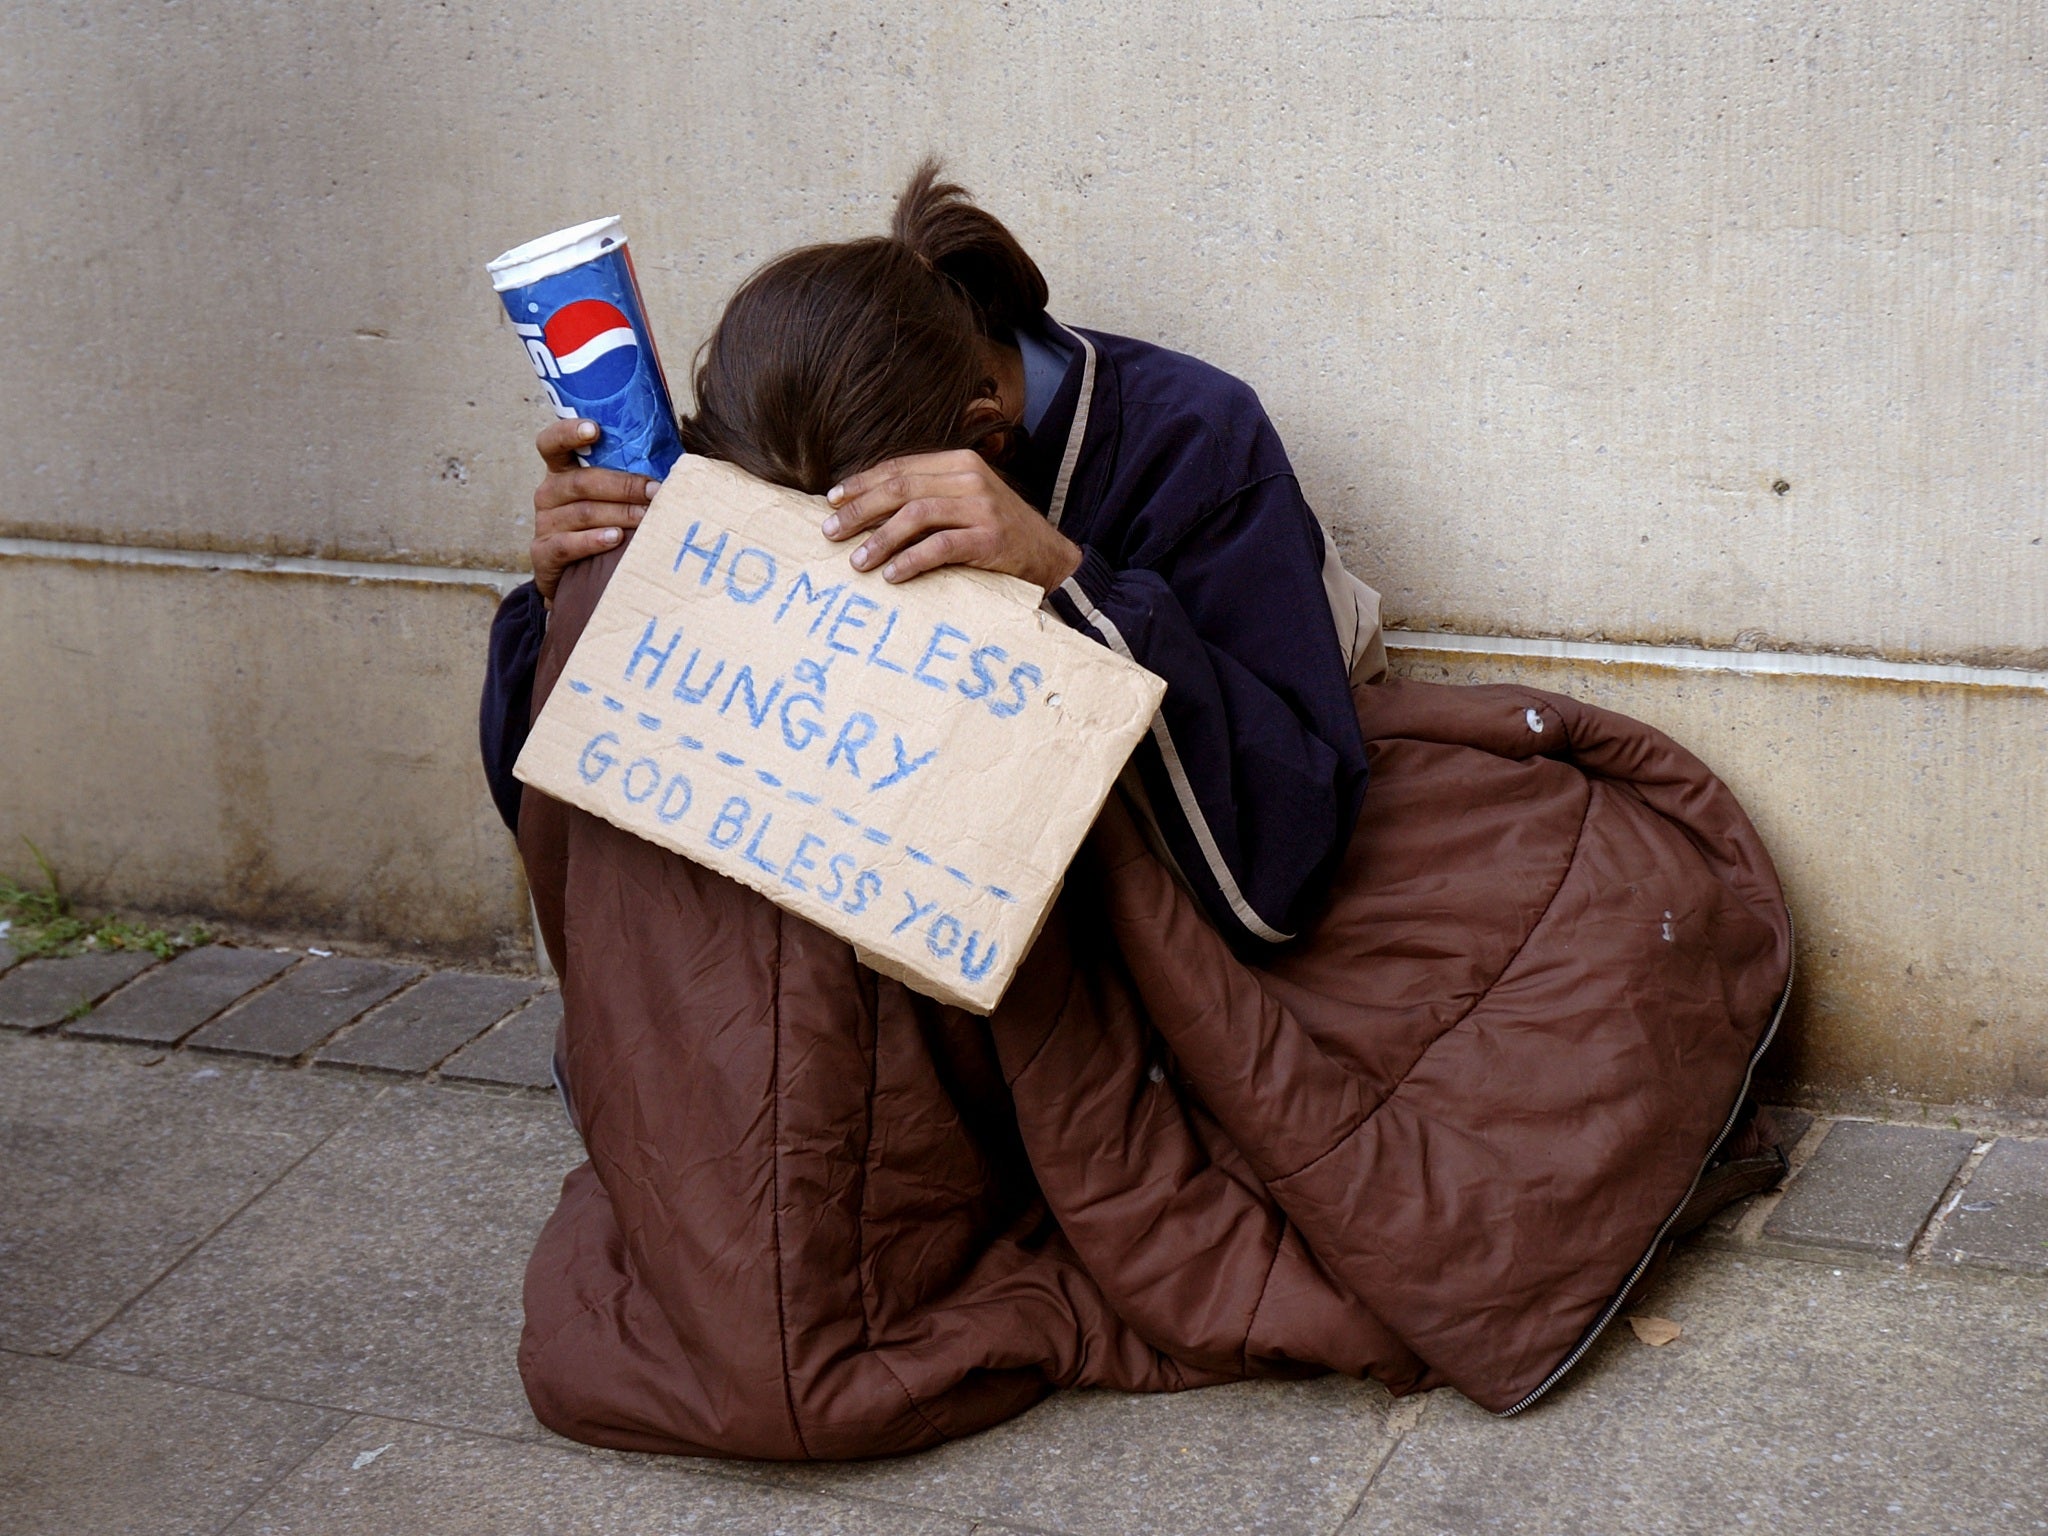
top-left (1497, 921), bottom-right (1797, 1417)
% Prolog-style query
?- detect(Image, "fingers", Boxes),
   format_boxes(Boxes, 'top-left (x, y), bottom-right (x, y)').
top-left (823, 466), bottom-right (980, 541)
top-left (848, 497), bottom-right (973, 574)
top-left (535, 498), bottom-right (652, 542)
top-left (821, 466), bottom-right (925, 540)
top-left (856, 499), bottom-right (1082, 590)
top-left (526, 419), bottom-right (662, 600)
top-left (823, 450), bottom-right (986, 529)
top-left (826, 454), bottom-right (913, 509)
top-left (535, 464), bottom-right (660, 513)
top-left (531, 527), bottom-right (626, 600)
top-left (537, 418), bottom-right (600, 472)
top-left (823, 449), bottom-right (1066, 585)
top-left (877, 525), bottom-right (986, 583)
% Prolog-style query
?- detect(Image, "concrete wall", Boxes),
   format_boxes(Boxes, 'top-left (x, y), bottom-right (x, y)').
top-left (0, 555), bottom-right (527, 967)
top-left (2, 4), bottom-right (2041, 1099)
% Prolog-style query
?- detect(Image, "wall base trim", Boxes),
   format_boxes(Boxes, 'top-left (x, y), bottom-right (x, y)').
top-left (0, 537), bottom-right (528, 597)
top-left (1388, 630), bottom-right (2048, 692)
top-left (6, 537), bottom-right (2041, 692)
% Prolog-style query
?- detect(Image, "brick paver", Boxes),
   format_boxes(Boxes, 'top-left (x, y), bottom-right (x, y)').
top-left (66, 945), bottom-right (299, 1046)
top-left (0, 951), bottom-right (159, 1032)
top-left (186, 957), bottom-right (423, 1061)
top-left (1763, 1121), bottom-right (1976, 1261)
top-left (316, 971), bottom-right (543, 1075)
top-left (1935, 1138), bottom-right (2048, 1276)
top-left (438, 990), bottom-right (561, 1090)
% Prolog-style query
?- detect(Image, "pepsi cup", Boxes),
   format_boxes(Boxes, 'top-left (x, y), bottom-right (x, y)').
top-left (487, 216), bottom-right (684, 478)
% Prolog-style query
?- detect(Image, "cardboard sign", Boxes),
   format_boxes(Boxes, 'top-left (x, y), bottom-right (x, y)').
top-left (515, 455), bottom-right (1165, 1012)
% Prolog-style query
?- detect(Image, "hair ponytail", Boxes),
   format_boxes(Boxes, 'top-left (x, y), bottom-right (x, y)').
top-left (677, 160), bottom-right (1042, 494)
top-left (891, 158), bottom-right (1049, 337)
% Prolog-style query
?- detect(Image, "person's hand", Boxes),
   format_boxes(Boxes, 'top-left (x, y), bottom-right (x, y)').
top-left (822, 450), bottom-right (1083, 593)
top-left (529, 419), bottom-right (660, 604)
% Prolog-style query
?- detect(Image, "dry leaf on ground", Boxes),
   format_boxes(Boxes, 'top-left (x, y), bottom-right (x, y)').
top-left (1628, 1315), bottom-right (1682, 1346)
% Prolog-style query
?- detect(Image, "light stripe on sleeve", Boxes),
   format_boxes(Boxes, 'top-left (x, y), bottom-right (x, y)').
top-left (1053, 575), bottom-right (1295, 945)
top-left (1045, 329), bottom-right (1097, 532)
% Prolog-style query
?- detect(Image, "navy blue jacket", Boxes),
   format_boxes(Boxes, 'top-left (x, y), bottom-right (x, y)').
top-left (480, 320), bottom-right (1369, 950)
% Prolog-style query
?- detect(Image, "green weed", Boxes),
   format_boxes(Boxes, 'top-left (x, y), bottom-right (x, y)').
top-left (1, 839), bottom-right (210, 961)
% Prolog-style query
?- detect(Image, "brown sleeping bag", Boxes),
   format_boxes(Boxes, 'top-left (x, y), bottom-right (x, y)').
top-left (516, 546), bottom-right (1792, 1458)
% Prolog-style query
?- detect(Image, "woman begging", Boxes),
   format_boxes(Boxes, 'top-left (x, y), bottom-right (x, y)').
top-left (484, 160), bottom-right (1384, 953)
top-left (485, 163), bottom-right (1793, 1459)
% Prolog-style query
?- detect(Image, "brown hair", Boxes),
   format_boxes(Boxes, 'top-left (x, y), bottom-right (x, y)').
top-left (677, 159), bottom-right (1048, 494)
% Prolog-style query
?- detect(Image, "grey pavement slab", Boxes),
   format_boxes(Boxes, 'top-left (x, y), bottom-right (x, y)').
top-left (66, 944), bottom-right (300, 1046)
top-left (1763, 1120), bottom-right (1976, 1261)
top-left (0, 1035), bottom-right (376, 1354)
top-left (79, 1083), bottom-right (582, 1436)
top-left (439, 988), bottom-right (561, 1090)
top-left (0, 950), bottom-right (159, 1031)
top-left (1345, 1250), bottom-right (2048, 1536)
top-left (0, 1353), bottom-right (346, 1536)
top-left (760, 1375), bottom-right (1402, 1536)
top-left (224, 1418), bottom-right (970, 1536)
top-left (187, 956), bottom-right (424, 1061)
top-left (0, 933), bottom-right (17, 972)
top-left (1934, 1137), bottom-right (2048, 1276)
top-left (316, 970), bottom-right (542, 1076)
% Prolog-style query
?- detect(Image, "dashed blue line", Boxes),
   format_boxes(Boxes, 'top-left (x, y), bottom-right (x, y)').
top-left (568, 680), bottom-right (592, 695)
top-left (558, 712), bottom-right (1012, 901)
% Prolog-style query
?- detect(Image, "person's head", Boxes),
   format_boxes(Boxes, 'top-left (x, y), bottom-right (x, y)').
top-left (678, 160), bottom-right (1048, 494)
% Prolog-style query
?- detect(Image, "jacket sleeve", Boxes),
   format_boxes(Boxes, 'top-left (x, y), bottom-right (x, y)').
top-left (1044, 472), bottom-right (1369, 948)
top-left (479, 581), bottom-right (547, 834)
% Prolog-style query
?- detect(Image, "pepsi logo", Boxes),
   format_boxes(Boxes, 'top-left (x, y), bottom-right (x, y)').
top-left (542, 298), bottom-right (640, 400)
